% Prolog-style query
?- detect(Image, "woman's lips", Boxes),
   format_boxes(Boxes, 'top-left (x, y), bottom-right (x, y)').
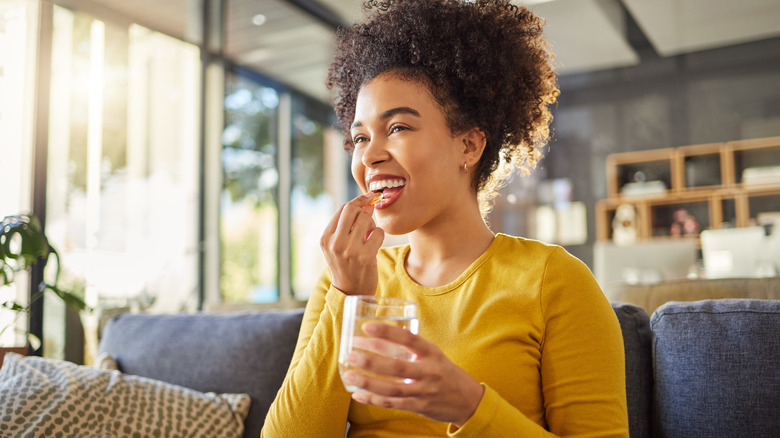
top-left (373, 186), bottom-right (404, 209)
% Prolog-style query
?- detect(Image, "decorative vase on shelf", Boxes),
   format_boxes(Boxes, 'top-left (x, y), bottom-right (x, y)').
top-left (612, 204), bottom-right (638, 246)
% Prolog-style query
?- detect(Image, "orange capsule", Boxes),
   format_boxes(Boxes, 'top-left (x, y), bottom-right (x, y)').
top-left (368, 192), bottom-right (382, 205)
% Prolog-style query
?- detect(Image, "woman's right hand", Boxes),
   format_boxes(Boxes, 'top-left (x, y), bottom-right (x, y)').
top-left (320, 192), bottom-right (385, 295)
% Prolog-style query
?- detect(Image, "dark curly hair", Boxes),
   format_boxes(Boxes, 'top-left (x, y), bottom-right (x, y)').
top-left (326, 0), bottom-right (559, 213)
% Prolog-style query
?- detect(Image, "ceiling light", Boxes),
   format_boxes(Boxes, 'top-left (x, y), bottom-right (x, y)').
top-left (252, 14), bottom-right (266, 26)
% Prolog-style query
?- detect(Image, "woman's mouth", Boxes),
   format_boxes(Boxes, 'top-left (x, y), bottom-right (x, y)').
top-left (367, 178), bottom-right (406, 208)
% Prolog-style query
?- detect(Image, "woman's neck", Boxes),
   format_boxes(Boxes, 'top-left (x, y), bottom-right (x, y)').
top-left (404, 206), bottom-right (495, 288)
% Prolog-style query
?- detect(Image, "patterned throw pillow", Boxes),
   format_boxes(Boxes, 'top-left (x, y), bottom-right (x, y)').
top-left (0, 353), bottom-right (251, 438)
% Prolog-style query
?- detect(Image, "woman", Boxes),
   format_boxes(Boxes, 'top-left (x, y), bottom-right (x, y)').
top-left (262, 0), bottom-right (628, 436)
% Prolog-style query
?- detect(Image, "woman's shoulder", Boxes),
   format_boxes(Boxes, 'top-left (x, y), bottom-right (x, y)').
top-left (493, 234), bottom-right (589, 273)
top-left (494, 233), bottom-right (562, 257)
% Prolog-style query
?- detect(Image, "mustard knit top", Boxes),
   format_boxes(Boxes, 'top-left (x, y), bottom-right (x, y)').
top-left (262, 234), bottom-right (628, 437)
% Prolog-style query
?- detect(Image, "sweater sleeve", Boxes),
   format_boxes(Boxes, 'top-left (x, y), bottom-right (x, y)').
top-left (261, 270), bottom-right (352, 437)
top-left (448, 247), bottom-right (629, 438)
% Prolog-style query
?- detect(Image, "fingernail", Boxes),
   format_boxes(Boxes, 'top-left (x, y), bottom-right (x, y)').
top-left (362, 322), bottom-right (378, 335)
top-left (348, 352), bottom-right (362, 366)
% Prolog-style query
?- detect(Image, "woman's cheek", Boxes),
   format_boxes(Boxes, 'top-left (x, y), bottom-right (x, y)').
top-left (351, 153), bottom-right (366, 188)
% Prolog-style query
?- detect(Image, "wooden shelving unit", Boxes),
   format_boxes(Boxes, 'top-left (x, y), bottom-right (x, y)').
top-left (597, 136), bottom-right (780, 243)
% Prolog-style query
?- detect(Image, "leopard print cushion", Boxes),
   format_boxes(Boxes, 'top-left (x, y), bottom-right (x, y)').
top-left (0, 353), bottom-right (251, 437)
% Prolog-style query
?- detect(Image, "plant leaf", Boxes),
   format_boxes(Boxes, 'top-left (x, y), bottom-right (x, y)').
top-left (0, 263), bottom-right (13, 286)
top-left (1, 301), bottom-right (28, 312)
top-left (46, 284), bottom-right (89, 312)
top-left (25, 332), bottom-right (41, 351)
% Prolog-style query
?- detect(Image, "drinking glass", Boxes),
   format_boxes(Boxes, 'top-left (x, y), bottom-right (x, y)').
top-left (338, 295), bottom-right (419, 393)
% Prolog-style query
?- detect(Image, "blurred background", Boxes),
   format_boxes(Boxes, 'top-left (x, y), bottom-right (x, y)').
top-left (1, 0), bottom-right (779, 363)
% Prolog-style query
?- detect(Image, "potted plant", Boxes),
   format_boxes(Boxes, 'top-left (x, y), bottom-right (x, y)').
top-left (0, 213), bottom-right (88, 366)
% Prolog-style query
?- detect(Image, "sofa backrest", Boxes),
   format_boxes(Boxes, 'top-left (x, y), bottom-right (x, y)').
top-left (98, 304), bottom-right (655, 438)
top-left (100, 301), bottom-right (779, 438)
top-left (651, 299), bottom-right (780, 438)
top-left (98, 309), bottom-right (305, 438)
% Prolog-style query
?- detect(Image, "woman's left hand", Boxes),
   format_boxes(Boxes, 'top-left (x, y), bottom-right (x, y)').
top-left (342, 322), bottom-right (485, 427)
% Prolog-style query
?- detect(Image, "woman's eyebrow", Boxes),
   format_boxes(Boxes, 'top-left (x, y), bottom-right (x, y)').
top-left (351, 106), bottom-right (421, 130)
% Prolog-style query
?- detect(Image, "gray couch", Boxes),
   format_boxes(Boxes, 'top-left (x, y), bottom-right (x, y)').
top-left (98, 299), bottom-right (780, 438)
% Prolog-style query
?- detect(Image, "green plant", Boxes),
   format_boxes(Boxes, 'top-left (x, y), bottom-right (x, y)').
top-left (0, 213), bottom-right (88, 349)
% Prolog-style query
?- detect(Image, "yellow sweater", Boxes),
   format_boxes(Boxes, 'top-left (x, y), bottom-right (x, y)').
top-left (262, 234), bottom-right (628, 437)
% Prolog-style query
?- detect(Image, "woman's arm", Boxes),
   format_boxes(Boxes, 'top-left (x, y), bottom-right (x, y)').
top-left (537, 247), bottom-right (628, 436)
top-left (451, 248), bottom-right (628, 437)
top-left (261, 273), bottom-right (351, 437)
top-left (263, 192), bottom-right (384, 436)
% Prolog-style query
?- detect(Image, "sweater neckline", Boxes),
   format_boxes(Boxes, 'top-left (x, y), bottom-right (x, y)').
top-left (394, 233), bottom-right (507, 296)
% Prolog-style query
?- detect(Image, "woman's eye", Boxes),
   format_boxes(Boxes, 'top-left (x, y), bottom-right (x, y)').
top-left (352, 135), bottom-right (367, 144)
top-left (390, 125), bottom-right (407, 134)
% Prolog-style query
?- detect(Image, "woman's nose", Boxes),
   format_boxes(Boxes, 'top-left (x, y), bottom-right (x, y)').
top-left (361, 136), bottom-right (390, 168)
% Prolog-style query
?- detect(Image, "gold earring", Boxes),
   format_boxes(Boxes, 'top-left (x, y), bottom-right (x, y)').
top-left (463, 163), bottom-right (468, 174)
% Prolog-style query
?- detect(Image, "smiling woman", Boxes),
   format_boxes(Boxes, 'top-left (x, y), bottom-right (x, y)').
top-left (261, 1), bottom-right (628, 437)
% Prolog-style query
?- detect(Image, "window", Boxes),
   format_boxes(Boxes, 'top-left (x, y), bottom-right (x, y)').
top-left (44, 6), bottom-right (201, 361)
top-left (221, 71), bottom-right (346, 304)
top-left (1, 0), bottom-right (350, 362)
top-left (221, 71), bottom-right (280, 303)
top-left (290, 96), bottom-right (343, 300)
top-left (0, 0), bottom-right (36, 349)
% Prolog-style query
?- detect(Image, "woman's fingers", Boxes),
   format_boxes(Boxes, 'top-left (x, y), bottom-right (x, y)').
top-left (347, 349), bottom-right (421, 381)
top-left (322, 192), bottom-right (374, 240)
top-left (344, 369), bottom-right (421, 399)
top-left (348, 323), bottom-right (430, 378)
top-left (350, 388), bottom-right (427, 413)
top-left (321, 192), bottom-right (383, 295)
top-left (344, 324), bottom-right (485, 426)
top-left (336, 197), bottom-right (375, 239)
top-left (321, 203), bottom-right (346, 238)
top-left (362, 322), bottom-right (428, 355)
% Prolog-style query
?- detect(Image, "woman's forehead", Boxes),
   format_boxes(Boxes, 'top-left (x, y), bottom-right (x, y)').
top-left (354, 75), bottom-right (440, 120)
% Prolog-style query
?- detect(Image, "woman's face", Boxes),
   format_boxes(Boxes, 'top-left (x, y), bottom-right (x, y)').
top-left (350, 73), bottom-right (472, 235)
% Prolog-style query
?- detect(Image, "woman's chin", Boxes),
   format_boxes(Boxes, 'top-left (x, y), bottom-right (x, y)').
top-left (375, 218), bottom-right (415, 238)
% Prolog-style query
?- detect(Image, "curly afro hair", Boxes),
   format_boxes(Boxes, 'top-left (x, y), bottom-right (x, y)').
top-left (326, 0), bottom-right (559, 213)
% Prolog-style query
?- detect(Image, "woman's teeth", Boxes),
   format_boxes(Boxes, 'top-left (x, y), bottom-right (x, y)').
top-left (368, 179), bottom-right (405, 192)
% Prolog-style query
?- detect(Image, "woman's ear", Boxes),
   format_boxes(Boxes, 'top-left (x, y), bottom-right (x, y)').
top-left (461, 127), bottom-right (487, 167)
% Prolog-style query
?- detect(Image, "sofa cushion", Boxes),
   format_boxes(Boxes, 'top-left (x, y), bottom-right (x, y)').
top-left (612, 302), bottom-right (652, 438)
top-left (651, 299), bottom-right (780, 438)
top-left (98, 309), bottom-right (304, 438)
top-left (0, 353), bottom-right (250, 437)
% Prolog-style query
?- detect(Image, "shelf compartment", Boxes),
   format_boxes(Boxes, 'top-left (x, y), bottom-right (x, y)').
top-left (607, 148), bottom-right (675, 198)
top-left (649, 199), bottom-right (710, 239)
top-left (718, 196), bottom-right (738, 229)
top-left (676, 142), bottom-right (726, 190)
top-left (746, 188), bottom-right (780, 226)
top-left (727, 136), bottom-right (780, 186)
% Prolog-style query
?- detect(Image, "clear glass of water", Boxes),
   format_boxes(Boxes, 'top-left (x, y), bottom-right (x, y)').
top-left (338, 295), bottom-right (419, 393)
